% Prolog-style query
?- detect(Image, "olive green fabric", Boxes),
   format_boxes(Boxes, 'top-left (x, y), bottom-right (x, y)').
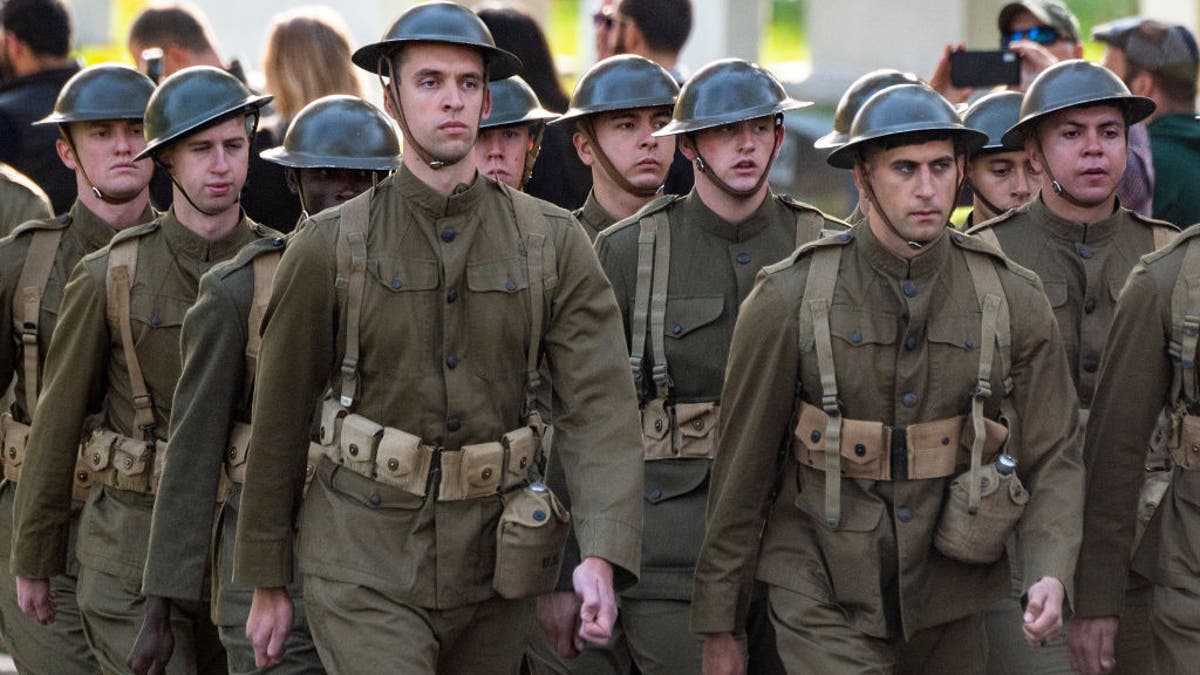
top-left (218, 619), bottom-right (321, 675)
top-left (525, 618), bottom-right (632, 675)
top-left (233, 165), bottom-right (643, 619)
top-left (691, 223), bottom-right (1084, 646)
top-left (0, 163), bottom-right (51, 235)
top-left (967, 197), bottom-right (1178, 407)
top-left (983, 597), bottom-right (1072, 675)
top-left (1151, 583), bottom-right (1200, 675)
top-left (572, 190), bottom-right (619, 243)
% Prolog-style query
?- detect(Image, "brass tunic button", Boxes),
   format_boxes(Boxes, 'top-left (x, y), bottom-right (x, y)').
top-left (441, 228), bottom-right (456, 242)
top-left (897, 506), bottom-right (913, 522)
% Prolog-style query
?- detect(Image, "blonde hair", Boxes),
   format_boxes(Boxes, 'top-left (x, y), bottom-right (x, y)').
top-left (261, 6), bottom-right (362, 121)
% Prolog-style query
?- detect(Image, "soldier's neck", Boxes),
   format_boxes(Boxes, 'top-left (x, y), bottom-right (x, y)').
top-left (82, 189), bottom-right (152, 231)
top-left (404, 153), bottom-right (477, 196)
top-left (1041, 189), bottom-right (1117, 225)
top-left (693, 176), bottom-right (768, 224)
top-left (593, 176), bottom-right (652, 221)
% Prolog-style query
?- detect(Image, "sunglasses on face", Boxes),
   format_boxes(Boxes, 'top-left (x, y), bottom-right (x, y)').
top-left (1002, 25), bottom-right (1060, 48)
top-left (592, 10), bottom-right (615, 29)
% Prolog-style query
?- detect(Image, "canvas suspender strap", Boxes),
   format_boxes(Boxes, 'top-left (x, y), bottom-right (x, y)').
top-left (964, 252), bottom-right (1011, 514)
top-left (106, 238), bottom-right (156, 443)
top-left (1153, 225), bottom-right (1176, 251)
top-left (503, 186), bottom-right (549, 425)
top-left (244, 251), bottom-right (281, 409)
top-left (973, 228), bottom-right (1002, 250)
top-left (1170, 242), bottom-right (1200, 407)
top-left (802, 246), bottom-right (843, 528)
top-left (336, 192), bottom-right (371, 409)
top-left (629, 220), bottom-right (655, 390)
top-left (793, 208), bottom-right (826, 250)
top-left (648, 210), bottom-right (672, 400)
top-left (15, 228), bottom-right (63, 416)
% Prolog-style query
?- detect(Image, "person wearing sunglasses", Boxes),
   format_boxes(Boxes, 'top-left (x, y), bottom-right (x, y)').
top-left (592, 0), bottom-right (618, 62)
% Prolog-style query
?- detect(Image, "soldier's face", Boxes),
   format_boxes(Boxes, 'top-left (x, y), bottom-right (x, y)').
top-left (58, 120), bottom-right (154, 201)
top-left (1028, 105), bottom-right (1126, 207)
top-left (473, 123), bottom-right (532, 188)
top-left (581, 107), bottom-right (674, 192)
top-left (393, 44), bottom-right (490, 166)
top-left (856, 139), bottom-right (960, 249)
top-left (966, 149), bottom-right (1040, 219)
top-left (161, 115), bottom-right (251, 216)
top-left (293, 167), bottom-right (384, 215)
top-left (687, 115), bottom-right (782, 195)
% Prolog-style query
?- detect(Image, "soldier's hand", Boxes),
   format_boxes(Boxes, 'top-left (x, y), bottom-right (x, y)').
top-left (247, 586), bottom-right (293, 668)
top-left (572, 556), bottom-right (617, 650)
top-left (536, 591), bottom-right (582, 659)
top-left (15, 576), bottom-right (55, 624)
top-left (702, 632), bottom-right (746, 675)
top-left (128, 595), bottom-right (174, 675)
top-left (1023, 576), bottom-right (1066, 646)
top-left (1066, 616), bottom-right (1118, 674)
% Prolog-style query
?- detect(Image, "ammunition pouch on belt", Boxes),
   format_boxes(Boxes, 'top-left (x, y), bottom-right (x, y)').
top-left (493, 482), bottom-right (570, 599)
top-left (641, 399), bottom-right (719, 461)
top-left (1167, 411), bottom-right (1200, 470)
top-left (934, 464), bottom-right (1029, 564)
top-left (81, 427), bottom-right (163, 495)
top-left (223, 421), bottom-right (323, 496)
top-left (2, 412), bottom-right (93, 502)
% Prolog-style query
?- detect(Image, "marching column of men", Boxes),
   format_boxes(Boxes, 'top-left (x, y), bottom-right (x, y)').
top-left (0, 2), bottom-right (1196, 674)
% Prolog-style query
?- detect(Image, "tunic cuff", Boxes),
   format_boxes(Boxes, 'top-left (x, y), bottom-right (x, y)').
top-left (690, 579), bottom-right (742, 634)
top-left (232, 538), bottom-right (293, 588)
top-left (575, 517), bottom-right (641, 592)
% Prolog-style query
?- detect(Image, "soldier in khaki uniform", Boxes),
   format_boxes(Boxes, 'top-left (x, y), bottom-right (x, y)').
top-left (129, 96), bottom-right (400, 675)
top-left (554, 55), bottom-right (680, 240)
top-left (473, 76), bottom-right (556, 191)
top-left (959, 91), bottom-right (1040, 230)
top-left (0, 162), bottom-right (51, 233)
top-left (965, 60), bottom-right (1178, 675)
top-left (587, 58), bottom-right (840, 675)
top-left (0, 63), bottom-right (156, 675)
top-left (695, 83), bottom-right (1085, 675)
top-left (10, 65), bottom-right (275, 674)
top-left (233, 4), bottom-right (643, 674)
top-left (1069, 222), bottom-right (1200, 675)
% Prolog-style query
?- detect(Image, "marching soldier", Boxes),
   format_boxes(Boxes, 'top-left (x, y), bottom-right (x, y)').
top-left (11, 65), bottom-right (275, 673)
top-left (0, 62), bottom-right (156, 675)
top-left (694, 83), bottom-right (1084, 674)
top-left (232, 4), bottom-right (644, 673)
top-left (129, 95), bottom-right (400, 675)
top-left (592, 58), bottom-right (841, 675)
top-left (959, 91), bottom-right (1040, 229)
top-left (473, 76), bottom-right (556, 190)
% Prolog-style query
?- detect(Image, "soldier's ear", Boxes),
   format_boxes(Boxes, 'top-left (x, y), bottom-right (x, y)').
top-left (572, 131), bottom-right (594, 166)
top-left (55, 136), bottom-right (76, 170)
top-left (285, 168), bottom-right (300, 196)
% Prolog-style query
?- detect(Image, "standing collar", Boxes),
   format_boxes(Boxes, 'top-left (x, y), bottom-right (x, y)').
top-left (161, 208), bottom-right (260, 262)
top-left (1027, 194), bottom-right (1125, 243)
top-left (856, 218), bottom-right (950, 281)
top-left (681, 189), bottom-right (777, 243)
top-left (65, 199), bottom-right (154, 252)
top-left (395, 162), bottom-right (488, 219)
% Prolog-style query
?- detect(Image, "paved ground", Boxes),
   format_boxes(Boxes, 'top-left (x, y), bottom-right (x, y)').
top-left (0, 654), bottom-right (13, 673)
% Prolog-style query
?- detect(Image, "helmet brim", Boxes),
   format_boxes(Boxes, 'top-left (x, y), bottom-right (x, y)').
top-left (135, 94), bottom-right (273, 160)
top-left (352, 39), bottom-right (521, 81)
top-left (652, 98), bottom-right (813, 137)
top-left (826, 125), bottom-right (988, 170)
top-left (481, 108), bottom-right (559, 129)
top-left (259, 147), bottom-right (401, 172)
top-left (1000, 94), bottom-right (1156, 149)
top-left (551, 95), bottom-right (679, 126)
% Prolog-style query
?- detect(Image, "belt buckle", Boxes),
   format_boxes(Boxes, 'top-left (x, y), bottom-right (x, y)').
top-left (890, 426), bottom-right (908, 480)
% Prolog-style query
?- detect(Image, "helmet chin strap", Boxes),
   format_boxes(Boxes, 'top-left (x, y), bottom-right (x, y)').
top-left (578, 118), bottom-right (660, 198)
top-left (688, 115), bottom-right (783, 199)
top-left (965, 177), bottom-right (1007, 221)
top-left (1032, 136), bottom-right (1115, 211)
top-left (61, 127), bottom-right (139, 206)
top-left (520, 122), bottom-right (545, 190)
top-left (379, 56), bottom-right (482, 172)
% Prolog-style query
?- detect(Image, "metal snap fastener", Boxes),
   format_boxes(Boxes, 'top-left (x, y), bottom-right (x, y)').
top-left (306, 465), bottom-right (315, 478)
top-left (654, 419), bottom-right (663, 432)
top-left (92, 452), bottom-right (101, 464)
top-left (810, 430), bottom-right (821, 443)
top-left (349, 443), bottom-right (359, 456)
top-left (7, 447), bottom-right (14, 458)
top-left (123, 457), bottom-right (133, 469)
top-left (854, 443), bottom-right (866, 457)
top-left (941, 436), bottom-right (950, 446)
top-left (519, 457), bottom-right (527, 468)
top-left (482, 468), bottom-right (493, 480)
top-left (693, 418), bottom-right (704, 430)
top-left (533, 509), bottom-right (547, 522)
top-left (387, 458), bottom-right (399, 472)
top-left (77, 471), bottom-right (88, 482)
top-left (981, 477), bottom-right (990, 488)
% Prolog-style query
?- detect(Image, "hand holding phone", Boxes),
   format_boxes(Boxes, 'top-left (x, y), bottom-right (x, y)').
top-left (950, 50), bottom-right (1020, 88)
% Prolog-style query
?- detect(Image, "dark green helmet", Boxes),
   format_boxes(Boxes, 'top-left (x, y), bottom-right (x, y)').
top-left (34, 63), bottom-right (155, 126)
top-left (260, 95), bottom-right (401, 171)
top-left (552, 54), bottom-right (678, 125)
top-left (654, 58), bottom-right (811, 136)
top-left (351, 1), bottom-right (520, 80)
top-left (826, 84), bottom-right (987, 169)
top-left (480, 77), bottom-right (557, 130)
top-left (962, 91), bottom-right (1024, 154)
top-left (814, 69), bottom-right (922, 150)
top-left (136, 66), bottom-right (272, 160)
top-left (1001, 59), bottom-right (1155, 149)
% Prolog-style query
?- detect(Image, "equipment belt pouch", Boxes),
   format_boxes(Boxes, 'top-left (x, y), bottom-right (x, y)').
top-left (373, 426), bottom-right (432, 496)
top-left (71, 453), bottom-right (93, 503)
top-left (1, 413), bottom-right (30, 482)
top-left (304, 441), bottom-right (324, 493)
top-left (339, 413), bottom-right (383, 477)
top-left (225, 421), bottom-right (252, 483)
top-left (1170, 414), bottom-right (1200, 469)
top-left (318, 397), bottom-right (347, 450)
top-left (83, 428), bottom-right (120, 473)
top-left (440, 441), bottom-right (505, 502)
top-left (493, 483), bottom-right (570, 599)
top-left (501, 426), bottom-right (537, 491)
top-left (934, 464), bottom-right (1029, 565)
top-left (674, 401), bottom-right (719, 459)
top-left (641, 397), bottom-right (672, 460)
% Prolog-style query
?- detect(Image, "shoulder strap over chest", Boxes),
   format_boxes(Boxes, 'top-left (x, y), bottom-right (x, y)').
top-left (335, 191), bottom-right (371, 410)
top-left (628, 208), bottom-right (673, 400)
top-left (963, 250), bottom-right (1013, 513)
top-left (1153, 225), bottom-right (1177, 252)
top-left (14, 228), bottom-right (63, 416)
top-left (503, 185), bottom-right (552, 424)
top-left (106, 236), bottom-right (156, 441)
top-left (799, 245), bottom-right (844, 528)
top-left (243, 250), bottom-right (282, 410)
top-left (1169, 240), bottom-right (1200, 407)
top-left (792, 207), bottom-right (826, 250)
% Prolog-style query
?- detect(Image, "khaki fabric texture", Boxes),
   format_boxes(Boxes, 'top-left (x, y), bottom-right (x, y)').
top-left (218, 614), bottom-right (321, 675)
top-left (233, 166), bottom-right (643, 614)
top-left (10, 209), bottom-right (267, 581)
top-left (967, 196), bottom-right (1178, 407)
top-left (1150, 582), bottom-right (1200, 675)
top-left (0, 162), bottom-right (51, 235)
top-left (691, 223), bottom-right (1084, 641)
top-left (572, 190), bottom-right (619, 243)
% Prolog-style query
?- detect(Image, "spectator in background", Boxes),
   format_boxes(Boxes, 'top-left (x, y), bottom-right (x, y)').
top-left (610, 0), bottom-right (695, 198)
top-left (128, 2), bottom-right (248, 83)
top-left (0, 0), bottom-right (79, 214)
top-left (252, 5), bottom-right (363, 231)
top-left (478, 5), bottom-right (593, 210)
top-left (592, 0), bottom-right (618, 62)
top-left (1095, 17), bottom-right (1200, 228)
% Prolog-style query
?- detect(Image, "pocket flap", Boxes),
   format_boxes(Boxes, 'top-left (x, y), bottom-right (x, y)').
top-left (1043, 279), bottom-right (1068, 308)
top-left (460, 442), bottom-right (505, 490)
top-left (340, 414), bottom-right (383, 463)
top-left (839, 419), bottom-right (887, 467)
top-left (663, 296), bottom-right (724, 339)
top-left (83, 429), bottom-right (119, 472)
top-left (676, 401), bottom-right (718, 439)
top-left (926, 316), bottom-right (981, 351)
top-left (467, 258), bottom-right (529, 293)
top-left (112, 435), bottom-right (151, 477)
top-left (319, 397), bottom-right (345, 446)
top-left (830, 310), bottom-right (896, 346)
top-left (369, 257), bottom-right (440, 292)
top-left (501, 426), bottom-right (537, 488)
top-left (375, 427), bottom-right (430, 486)
top-left (642, 399), bottom-right (670, 442)
top-left (226, 422), bottom-right (252, 469)
top-left (644, 459), bottom-right (709, 503)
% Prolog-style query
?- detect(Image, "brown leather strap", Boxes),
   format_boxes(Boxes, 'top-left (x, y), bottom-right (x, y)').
top-left (14, 228), bottom-right (63, 416)
top-left (106, 238), bottom-right (156, 442)
top-left (336, 191), bottom-right (371, 409)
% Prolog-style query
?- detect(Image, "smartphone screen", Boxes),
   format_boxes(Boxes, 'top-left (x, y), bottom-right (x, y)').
top-left (950, 50), bottom-right (1020, 88)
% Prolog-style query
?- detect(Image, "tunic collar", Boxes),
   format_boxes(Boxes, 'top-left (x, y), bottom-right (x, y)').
top-left (395, 162), bottom-right (487, 219)
top-left (857, 217), bottom-right (950, 281)
top-left (577, 189), bottom-right (617, 238)
top-left (1026, 194), bottom-right (1125, 244)
top-left (66, 199), bottom-right (154, 252)
top-left (681, 190), bottom-right (777, 243)
top-left (161, 208), bottom-right (260, 262)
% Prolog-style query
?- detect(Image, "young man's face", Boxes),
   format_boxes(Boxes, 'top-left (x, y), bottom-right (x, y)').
top-left (473, 123), bottom-right (532, 188)
top-left (857, 138), bottom-right (961, 247)
top-left (577, 106), bottom-right (674, 192)
top-left (967, 149), bottom-right (1040, 217)
top-left (59, 119), bottom-right (154, 201)
top-left (684, 115), bottom-right (781, 195)
top-left (393, 43), bottom-right (490, 167)
top-left (1028, 104), bottom-right (1127, 207)
top-left (290, 167), bottom-right (385, 214)
top-left (160, 115), bottom-right (251, 216)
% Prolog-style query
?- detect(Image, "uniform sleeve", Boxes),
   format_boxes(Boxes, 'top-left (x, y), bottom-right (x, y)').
top-left (234, 226), bottom-right (336, 587)
top-left (544, 220), bottom-right (644, 589)
top-left (11, 257), bottom-right (110, 577)
top-left (142, 270), bottom-right (245, 601)
top-left (1074, 265), bottom-right (1172, 617)
top-left (0, 238), bottom-right (23, 403)
top-left (692, 270), bottom-right (800, 634)
top-left (1005, 274), bottom-right (1086, 608)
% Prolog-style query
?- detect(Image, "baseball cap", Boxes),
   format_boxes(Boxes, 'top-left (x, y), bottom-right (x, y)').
top-left (998, 1), bottom-right (1081, 44)
top-left (1093, 17), bottom-right (1199, 87)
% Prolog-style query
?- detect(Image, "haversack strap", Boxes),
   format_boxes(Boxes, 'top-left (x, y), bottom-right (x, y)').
top-left (803, 245), bottom-right (844, 528)
top-left (648, 209), bottom-right (672, 400)
top-left (244, 251), bottom-right (282, 410)
top-left (337, 191), bottom-right (371, 409)
top-left (629, 219), bottom-right (655, 391)
top-left (106, 238), bottom-right (156, 443)
top-left (14, 228), bottom-right (63, 416)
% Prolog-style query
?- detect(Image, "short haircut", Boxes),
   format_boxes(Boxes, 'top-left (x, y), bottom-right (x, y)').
top-left (129, 2), bottom-right (216, 53)
top-left (262, 6), bottom-right (362, 120)
top-left (1, 0), bottom-right (71, 57)
top-left (618, 0), bottom-right (692, 56)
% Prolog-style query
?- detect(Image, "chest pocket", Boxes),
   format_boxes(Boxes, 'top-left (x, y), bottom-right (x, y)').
top-left (467, 258), bottom-right (530, 380)
top-left (1043, 280), bottom-right (1068, 308)
top-left (927, 314), bottom-right (987, 398)
top-left (361, 257), bottom-right (440, 372)
top-left (799, 309), bottom-right (897, 403)
top-left (126, 292), bottom-right (189, 337)
top-left (662, 296), bottom-right (724, 340)
top-left (829, 310), bottom-right (897, 348)
top-left (369, 257), bottom-right (440, 293)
